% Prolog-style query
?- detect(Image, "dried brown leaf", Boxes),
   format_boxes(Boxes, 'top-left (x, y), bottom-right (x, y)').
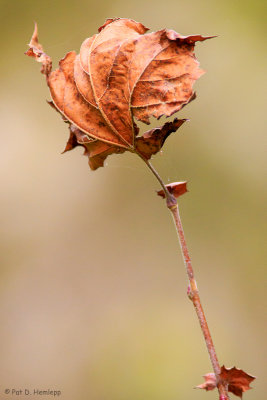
top-left (64, 125), bottom-right (125, 171)
top-left (196, 366), bottom-right (256, 398)
top-left (26, 19), bottom-right (211, 169)
top-left (195, 373), bottom-right (217, 391)
top-left (136, 118), bottom-right (187, 160)
top-left (220, 366), bottom-right (256, 398)
top-left (157, 181), bottom-right (188, 199)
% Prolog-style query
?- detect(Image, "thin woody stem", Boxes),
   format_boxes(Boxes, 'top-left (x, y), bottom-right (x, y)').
top-left (136, 152), bottom-right (174, 204)
top-left (169, 203), bottom-right (229, 399)
top-left (140, 155), bottom-right (229, 399)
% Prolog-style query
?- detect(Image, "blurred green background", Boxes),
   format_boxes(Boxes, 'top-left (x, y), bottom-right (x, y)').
top-left (0, 0), bottom-right (266, 399)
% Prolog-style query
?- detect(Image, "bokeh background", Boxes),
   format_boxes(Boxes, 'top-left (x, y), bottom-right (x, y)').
top-left (0, 0), bottom-right (266, 399)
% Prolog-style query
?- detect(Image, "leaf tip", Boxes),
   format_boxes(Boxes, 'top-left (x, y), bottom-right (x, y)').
top-left (165, 30), bottom-right (216, 44)
top-left (25, 22), bottom-right (52, 76)
top-left (32, 21), bottom-right (39, 44)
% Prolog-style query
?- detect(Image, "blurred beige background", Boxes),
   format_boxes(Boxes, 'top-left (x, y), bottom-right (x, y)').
top-left (0, 0), bottom-right (266, 399)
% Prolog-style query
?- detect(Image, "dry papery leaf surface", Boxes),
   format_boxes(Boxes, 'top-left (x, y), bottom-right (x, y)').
top-left (26, 18), bottom-right (212, 170)
top-left (196, 366), bottom-right (256, 398)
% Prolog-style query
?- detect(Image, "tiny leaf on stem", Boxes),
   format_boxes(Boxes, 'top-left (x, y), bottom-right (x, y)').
top-left (157, 181), bottom-right (188, 199)
top-left (196, 366), bottom-right (256, 398)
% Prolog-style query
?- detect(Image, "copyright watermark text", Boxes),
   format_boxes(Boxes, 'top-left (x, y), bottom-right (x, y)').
top-left (4, 389), bottom-right (61, 396)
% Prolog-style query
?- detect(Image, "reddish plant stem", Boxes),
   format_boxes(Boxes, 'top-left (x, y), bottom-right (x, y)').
top-left (138, 154), bottom-right (171, 201)
top-left (139, 157), bottom-right (229, 399)
top-left (168, 202), bottom-right (229, 400)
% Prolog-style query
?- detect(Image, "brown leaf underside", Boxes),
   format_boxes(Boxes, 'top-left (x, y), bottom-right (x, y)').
top-left (196, 366), bottom-right (256, 398)
top-left (47, 100), bottom-right (123, 170)
top-left (26, 18), bottom-right (212, 169)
